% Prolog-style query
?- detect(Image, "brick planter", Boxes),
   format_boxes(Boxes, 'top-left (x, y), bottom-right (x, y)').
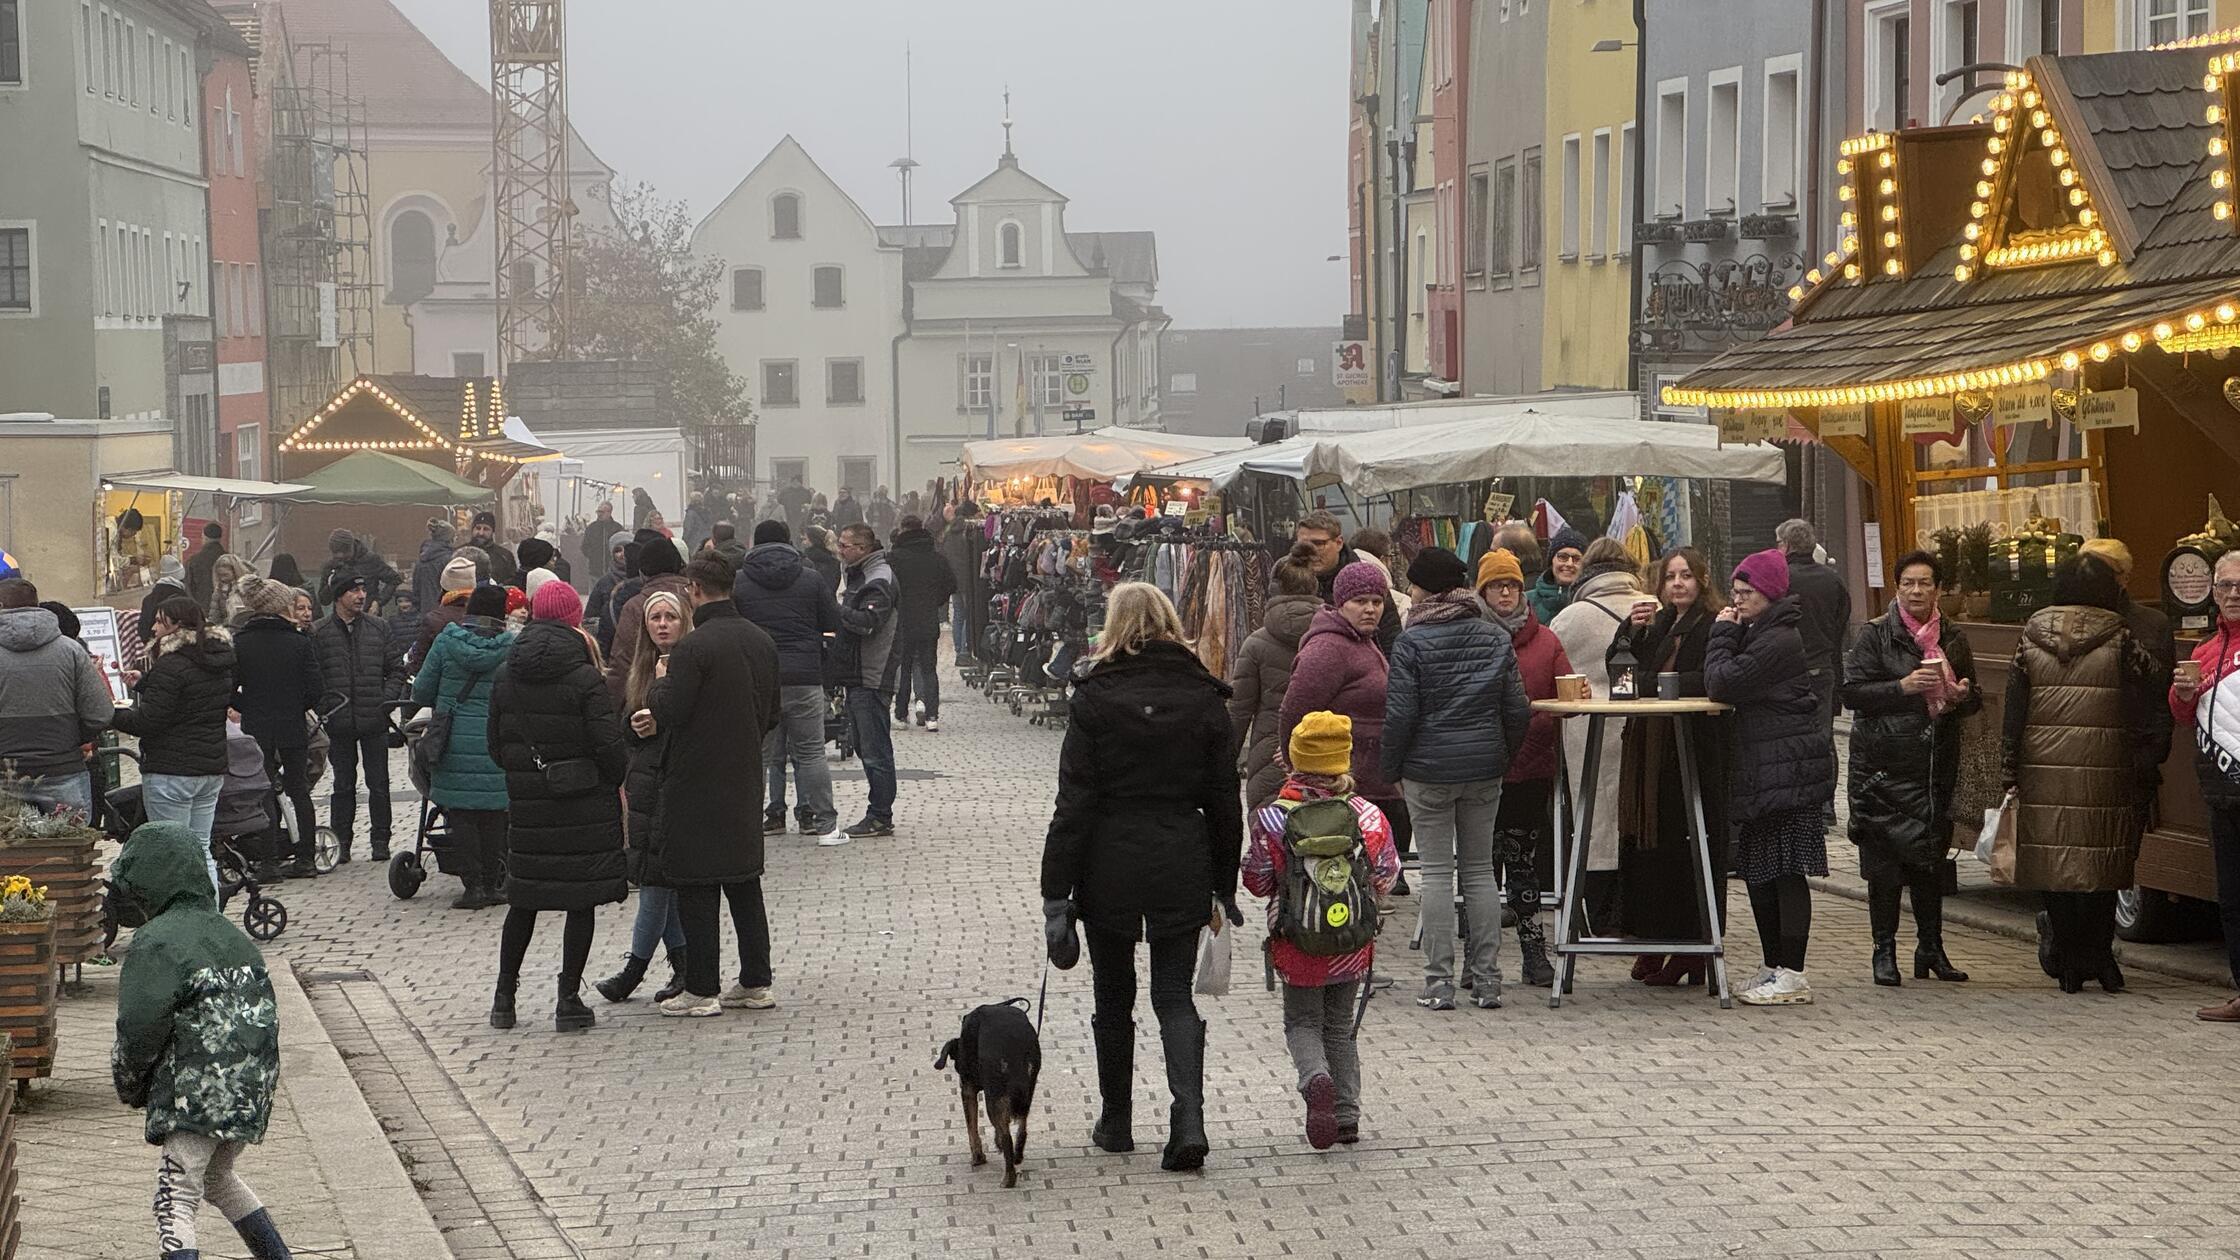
top-left (0, 836), bottom-right (103, 967)
top-left (0, 923), bottom-right (55, 1082)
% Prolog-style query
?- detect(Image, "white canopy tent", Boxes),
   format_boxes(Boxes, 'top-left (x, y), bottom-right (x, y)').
top-left (962, 430), bottom-right (1249, 484)
top-left (1290, 410), bottom-right (1786, 495)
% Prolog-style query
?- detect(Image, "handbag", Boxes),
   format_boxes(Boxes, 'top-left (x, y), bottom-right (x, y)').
top-left (1974, 788), bottom-right (2018, 886)
top-left (521, 723), bottom-right (601, 796)
top-left (411, 669), bottom-right (491, 784)
top-left (1193, 925), bottom-right (1232, 997)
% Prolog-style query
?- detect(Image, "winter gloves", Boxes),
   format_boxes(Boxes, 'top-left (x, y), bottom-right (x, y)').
top-left (1044, 898), bottom-right (1080, 970)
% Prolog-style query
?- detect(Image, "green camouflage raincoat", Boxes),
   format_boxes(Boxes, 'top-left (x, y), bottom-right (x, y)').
top-left (110, 821), bottom-right (280, 1145)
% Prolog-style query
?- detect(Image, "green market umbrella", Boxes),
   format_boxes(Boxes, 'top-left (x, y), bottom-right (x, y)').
top-left (279, 450), bottom-right (495, 506)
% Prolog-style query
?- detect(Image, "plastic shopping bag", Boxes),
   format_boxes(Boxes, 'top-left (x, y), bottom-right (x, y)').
top-left (1194, 925), bottom-right (1232, 997)
top-left (1975, 789), bottom-right (2018, 886)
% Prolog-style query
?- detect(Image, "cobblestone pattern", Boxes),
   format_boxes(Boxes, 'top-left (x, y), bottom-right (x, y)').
top-left (261, 660), bottom-right (2240, 1259)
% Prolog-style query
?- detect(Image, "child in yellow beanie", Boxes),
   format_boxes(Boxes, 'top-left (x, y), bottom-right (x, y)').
top-left (1240, 711), bottom-right (1399, 1151)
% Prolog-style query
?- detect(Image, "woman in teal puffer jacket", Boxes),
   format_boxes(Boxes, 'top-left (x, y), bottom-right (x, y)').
top-left (412, 583), bottom-right (516, 910)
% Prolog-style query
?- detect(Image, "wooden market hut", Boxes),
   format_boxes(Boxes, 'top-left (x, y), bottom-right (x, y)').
top-left (275, 373), bottom-right (558, 570)
top-left (1671, 41), bottom-right (2240, 929)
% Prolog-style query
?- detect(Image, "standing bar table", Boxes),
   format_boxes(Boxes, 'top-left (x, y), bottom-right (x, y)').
top-left (1533, 697), bottom-right (1734, 1008)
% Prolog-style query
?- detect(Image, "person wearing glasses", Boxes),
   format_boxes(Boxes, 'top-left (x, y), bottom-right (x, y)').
top-left (1293, 512), bottom-right (1399, 652)
top-left (2171, 550), bottom-right (2240, 1022)
top-left (1839, 550), bottom-right (1979, 988)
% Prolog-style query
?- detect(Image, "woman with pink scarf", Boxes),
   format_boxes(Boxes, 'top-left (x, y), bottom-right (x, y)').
top-left (1839, 549), bottom-right (1980, 988)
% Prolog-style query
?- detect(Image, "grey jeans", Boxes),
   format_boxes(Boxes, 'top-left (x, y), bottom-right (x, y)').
top-left (1404, 777), bottom-right (1506, 994)
top-left (763, 684), bottom-right (835, 831)
top-left (1281, 981), bottom-right (1362, 1125)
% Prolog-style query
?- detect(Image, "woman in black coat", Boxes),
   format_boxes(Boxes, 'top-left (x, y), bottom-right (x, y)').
top-left (1041, 582), bottom-right (1242, 1173)
top-left (230, 577), bottom-right (325, 876)
top-left (112, 598), bottom-right (236, 846)
top-left (1706, 550), bottom-right (1836, 1008)
top-left (1842, 549), bottom-right (1981, 987)
top-left (1609, 548), bottom-right (1733, 986)
top-left (484, 590), bottom-right (629, 1034)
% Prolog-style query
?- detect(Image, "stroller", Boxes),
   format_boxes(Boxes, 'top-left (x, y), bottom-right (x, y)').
top-left (96, 739), bottom-right (290, 944)
top-left (386, 699), bottom-right (466, 899)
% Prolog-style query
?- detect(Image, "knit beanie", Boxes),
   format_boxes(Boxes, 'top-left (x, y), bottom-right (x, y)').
top-left (523, 567), bottom-right (559, 599)
top-left (753, 519), bottom-right (791, 546)
top-left (452, 545), bottom-right (491, 582)
top-left (465, 582), bottom-right (510, 620)
top-left (440, 554), bottom-right (478, 593)
top-left (1547, 526), bottom-right (1589, 560)
top-left (529, 579), bottom-right (584, 628)
top-left (638, 536), bottom-right (685, 577)
top-left (1288, 711), bottom-right (1354, 776)
top-left (517, 537), bottom-right (556, 572)
top-left (1731, 548), bottom-right (1792, 602)
top-left (239, 576), bottom-right (296, 619)
top-left (1405, 547), bottom-right (1469, 596)
top-left (1476, 548), bottom-right (1525, 591)
top-left (1331, 559), bottom-right (1389, 608)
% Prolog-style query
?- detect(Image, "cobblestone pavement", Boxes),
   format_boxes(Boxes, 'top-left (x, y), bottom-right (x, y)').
top-left (252, 660), bottom-right (2240, 1260)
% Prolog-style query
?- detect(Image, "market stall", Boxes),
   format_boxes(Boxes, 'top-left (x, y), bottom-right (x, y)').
top-left (960, 430), bottom-right (1248, 516)
top-left (1668, 47), bottom-right (2240, 933)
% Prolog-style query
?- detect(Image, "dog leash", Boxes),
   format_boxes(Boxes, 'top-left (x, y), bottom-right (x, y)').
top-left (1034, 955), bottom-right (1050, 1035)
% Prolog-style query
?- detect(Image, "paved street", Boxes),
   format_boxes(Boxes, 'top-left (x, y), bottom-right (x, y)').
top-left (48, 660), bottom-right (2240, 1260)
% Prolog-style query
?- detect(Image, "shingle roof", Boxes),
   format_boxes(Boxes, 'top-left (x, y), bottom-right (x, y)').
top-left (265, 0), bottom-right (490, 130)
top-left (875, 225), bottom-right (1159, 286)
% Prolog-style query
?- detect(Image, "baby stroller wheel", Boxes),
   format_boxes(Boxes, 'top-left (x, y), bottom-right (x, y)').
top-left (387, 850), bottom-right (426, 900)
top-left (243, 896), bottom-right (287, 942)
top-left (313, 826), bottom-right (342, 874)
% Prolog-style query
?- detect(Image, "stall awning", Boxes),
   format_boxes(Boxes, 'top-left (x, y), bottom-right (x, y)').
top-left (1291, 412), bottom-right (1787, 494)
top-left (275, 451), bottom-right (495, 506)
top-left (1116, 434), bottom-right (1323, 491)
top-left (962, 431), bottom-right (1248, 483)
top-left (101, 472), bottom-right (312, 498)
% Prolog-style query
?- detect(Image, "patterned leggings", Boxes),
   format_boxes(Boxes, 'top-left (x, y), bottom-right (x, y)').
top-left (155, 1131), bottom-right (262, 1253)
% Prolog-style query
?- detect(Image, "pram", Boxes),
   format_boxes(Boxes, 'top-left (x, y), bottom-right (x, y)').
top-left (386, 699), bottom-right (466, 899)
top-left (95, 742), bottom-right (289, 943)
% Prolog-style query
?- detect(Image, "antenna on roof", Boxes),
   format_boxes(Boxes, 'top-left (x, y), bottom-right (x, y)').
top-left (888, 43), bottom-right (919, 224)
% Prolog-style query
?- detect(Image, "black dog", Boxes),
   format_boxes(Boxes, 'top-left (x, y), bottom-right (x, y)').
top-left (934, 998), bottom-right (1042, 1188)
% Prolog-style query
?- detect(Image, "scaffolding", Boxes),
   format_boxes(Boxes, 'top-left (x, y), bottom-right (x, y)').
top-left (491, 0), bottom-right (573, 370)
top-left (266, 37), bottom-right (373, 435)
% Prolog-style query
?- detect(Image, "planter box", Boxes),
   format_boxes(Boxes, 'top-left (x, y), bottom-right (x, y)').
top-left (1684, 218), bottom-right (1736, 242)
top-left (0, 922), bottom-right (55, 1082)
top-left (0, 836), bottom-right (103, 967)
top-left (1740, 213), bottom-right (1797, 240)
top-left (1636, 220), bottom-right (1685, 245)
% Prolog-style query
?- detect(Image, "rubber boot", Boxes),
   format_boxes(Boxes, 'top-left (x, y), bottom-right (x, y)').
top-left (1158, 1014), bottom-right (1209, 1172)
top-left (1516, 916), bottom-right (1555, 988)
top-left (1089, 1015), bottom-right (1136, 1153)
top-left (490, 974), bottom-right (517, 1030)
top-left (555, 975), bottom-right (596, 1032)
top-left (652, 948), bottom-right (688, 1003)
top-left (594, 953), bottom-right (650, 1003)
top-left (233, 1206), bottom-right (294, 1259)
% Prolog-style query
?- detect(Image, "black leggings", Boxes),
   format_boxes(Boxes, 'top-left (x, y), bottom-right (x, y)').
top-left (255, 737), bottom-right (316, 864)
top-left (2041, 890), bottom-right (2118, 974)
top-left (497, 906), bottom-right (594, 986)
top-left (1746, 874), bottom-right (1812, 971)
top-left (1085, 925), bottom-right (1199, 1032)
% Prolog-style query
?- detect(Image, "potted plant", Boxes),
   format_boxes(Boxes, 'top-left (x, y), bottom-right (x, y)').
top-left (1931, 528), bottom-right (1966, 620)
top-left (1960, 523), bottom-right (1997, 619)
top-left (0, 877), bottom-right (55, 1083)
top-left (0, 771), bottom-right (105, 971)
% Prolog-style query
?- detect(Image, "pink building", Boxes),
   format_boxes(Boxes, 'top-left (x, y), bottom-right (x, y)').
top-left (1425, 0), bottom-right (1469, 383)
top-left (203, 38), bottom-right (266, 511)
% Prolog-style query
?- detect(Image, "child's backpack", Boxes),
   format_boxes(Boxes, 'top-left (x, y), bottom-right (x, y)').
top-left (1272, 797), bottom-right (1378, 956)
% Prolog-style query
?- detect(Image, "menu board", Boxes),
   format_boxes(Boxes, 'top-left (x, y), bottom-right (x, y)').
top-left (1818, 405), bottom-right (1868, 438)
top-left (73, 605), bottom-right (130, 704)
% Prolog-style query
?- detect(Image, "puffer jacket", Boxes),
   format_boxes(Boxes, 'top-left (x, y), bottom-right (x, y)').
top-left (732, 543), bottom-right (842, 687)
top-left (2001, 604), bottom-right (2158, 892)
top-left (835, 550), bottom-right (899, 690)
top-left (112, 625), bottom-right (236, 777)
top-left (1497, 607), bottom-right (1573, 782)
top-left (1278, 606), bottom-right (1393, 799)
top-left (0, 606), bottom-right (113, 778)
top-left (317, 540), bottom-right (401, 611)
top-left (1041, 641), bottom-right (1243, 939)
top-left (1705, 597), bottom-right (1836, 822)
top-left (1551, 565), bottom-right (1644, 868)
top-left (886, 526), bottom-right (957, 639)
top-left (230, 615), bottom-right (321, 750)
top-left (2173, 617), bottom-right (2240, 809)
top-left (1841, 603), bottom-right (1982, 868)
top-left (1227, 593), bottom-right (1318, 807)
top-left (1382, 591), bottom-right (1529, 785)
top-left (111, 822), bottom-right (278, 1146)
top-left (311, 612), bottom-right (404, 733)
top-left (487, 621), bottom-right (629, 911)
top-left (411, 619), bottom-right (514, 810)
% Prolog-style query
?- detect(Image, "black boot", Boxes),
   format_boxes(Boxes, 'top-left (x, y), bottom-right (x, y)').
top-left (1089, 1015), bottom-right (1135, 1153)
top-left (233, 1205), bottom-right (293, 1259)
top-left (1158, 1015), bottom-right (1208, 1172)
top-left (1908, 874), bottom-right (1968, 980)
top-left (490, 975), bottom-right (517, 1029)
top-left (1872, 938), bottom-right (1902, 987)
top-left (555, 976), bottom-right (595, 1032)
top-left (594, 953), bottom-right (650, 1003)
top-left (652, 948), bottom-right (688, 1003)
top-left (1867, 877), bottom-right (1903, 986)
top-left (1516, 916), bottom-right (1555, 988)
top-left (452, 880), bottom-right (491, 911)
top-left (1915, 942), bottom-right (1970, 982)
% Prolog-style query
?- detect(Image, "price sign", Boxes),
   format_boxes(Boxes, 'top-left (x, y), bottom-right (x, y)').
top-left (1994, 381), bottom-right (2052, 427)
top-left (1482, 491), bottom-right (1514, 523)
top-left (1714, 409), bottom-right (1746, 442)
top-left (1901, 397), bottom-right (1955, 436)
top-left (1817, 404), bottom-right (1868, 438)
top-left (2078, 387), bottom-right (2140, 433)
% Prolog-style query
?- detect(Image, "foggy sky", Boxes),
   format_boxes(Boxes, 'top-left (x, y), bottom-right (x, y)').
top-left (390, 0), bottom-right (1351, 330)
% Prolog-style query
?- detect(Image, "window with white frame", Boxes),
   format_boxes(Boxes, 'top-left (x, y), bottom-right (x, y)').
top-left (1762, 60), bottom-right (1801, 209)
top-left (838, 457), bottom-right (875, 494)
top-left (2141, 0), bottom-right (2212, 47)
top-left (162, 38), bottom-right (173, 118)
top-left (143, 30), bottom-right (152, 110)
top-left (1520, 148), bottom-right (1542, 270)
top-left (123, 18), bottom-right (133, 104)
top-left (1933, 1), bottom-right (1979, 120)
top-left (1029, 353), bottom-right (1064, 407)
top-left (1619, 123), bottom-right (1637, 255)
top-left (2009, 0), bottom-right (2061, 60)
top-left (1655, 80), bottom-right (1686, 219)
top-left (827, 358), bottom-right (864, 405)
top-left (1589, 130), bottom-right (1612, 258)
top-left (1707, 71), bottom-right (1740, 216)
top-left (960, 353), bottom-right (993, 409)
top-left (1, 0), bottom-right (24, 86)
top-left (235, 423), bottom-right (261, 524)
top-left (177, 46), bottom-right (188, 121)
top-left (81, 3), bottom-right (92, 93)
top-left (761, 359), bottom-right (799, 406)
top-left (1868, 2), bottom-right (1911, 131)
top-left (730, 267), bottom-right (763, 310)
top-left (771, 458), bottom-right (807, 488)
top-left (811, 265), bottom-right (843, 308)
top-left (0, 226), bottom-right (30, 313)
top-left (247, 262), bottom-right (260, 335)
top-left (1000, 221), bottom-right (1023, 268)
top-left (1465, 168), bottom-right (1489, 276)
top-left (1560, 135), bottom-right (1581, 259)
top-left (1491, 156), bottom-right (1516, 276)
top-left (770, 192), bottom-right (801, 240)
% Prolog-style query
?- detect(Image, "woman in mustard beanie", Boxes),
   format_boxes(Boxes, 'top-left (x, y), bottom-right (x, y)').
top-left (1242, 711), bottom-right (1398, 1149)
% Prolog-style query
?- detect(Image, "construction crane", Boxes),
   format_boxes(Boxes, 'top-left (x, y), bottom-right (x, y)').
top-left (490, 0), bottom-right (573, 370)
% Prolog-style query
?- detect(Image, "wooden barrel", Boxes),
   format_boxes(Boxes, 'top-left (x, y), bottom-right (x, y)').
top-left (0, 922), bottom-right (56, 1081)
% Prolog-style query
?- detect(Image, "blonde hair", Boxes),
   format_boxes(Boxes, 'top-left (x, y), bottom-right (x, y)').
top-left (624, 590), bottom-right (691, 713)
top-left (1091, 582), bottom-right (1188, 664)
top-left (2078, 537), bottom-right (2134, 579)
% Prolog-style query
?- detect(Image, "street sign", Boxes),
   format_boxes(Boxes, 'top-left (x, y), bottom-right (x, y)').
top-left (1334, 341), bottom-right (1371, 388)
top-left (1063, 405), bottom-right (1096, 425)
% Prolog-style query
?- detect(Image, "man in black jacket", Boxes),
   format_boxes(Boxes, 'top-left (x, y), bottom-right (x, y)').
top-left (1295, 511), bottom-right (1400, 652)
top-left (312, 576), bottom-right (405, 861)
top-left (318, 529), bottom-right (402, 614)
top-left (647, 554), bottom-right (783, 1017)
top-left (410, 517), bottom-right (456, 615)
top-left (468, 512), bottom-right (519, 587)
top-left (185, 521), bottom-right (226, 614)
top-left (884, 516), bottom-right (956, 732)
top-left (733, 521), bottom-right (843, 837)
top-left (940, 501), bottom-right (984, 660)
top-left (579, 501), bottom-right (622, 578)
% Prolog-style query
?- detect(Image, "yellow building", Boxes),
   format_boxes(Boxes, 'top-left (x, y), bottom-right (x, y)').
top-left (1539, 0), bottom-right (1637, 391)
top-left (2080, 0), bottom-right (2240, 51)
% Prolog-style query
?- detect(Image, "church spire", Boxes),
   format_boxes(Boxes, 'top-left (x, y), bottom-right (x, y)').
top-left (1001, 86), bottom-right (1016, 166)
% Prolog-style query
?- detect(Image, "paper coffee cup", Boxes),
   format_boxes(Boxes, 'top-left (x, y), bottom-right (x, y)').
top-left (2179, 659), bottom-right (2203, 688)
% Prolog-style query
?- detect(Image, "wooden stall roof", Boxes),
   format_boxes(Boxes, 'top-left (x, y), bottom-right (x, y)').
top-left (1675, 47), bottom-right (2240, 402)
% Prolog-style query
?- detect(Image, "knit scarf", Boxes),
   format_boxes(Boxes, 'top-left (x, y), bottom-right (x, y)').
top-left (1897, 602), bottom-right (1962, 718)
top-left (1404, 587), bottom-right (1481, 628)
top-left (1485, 602), bottom-right (1530, 638)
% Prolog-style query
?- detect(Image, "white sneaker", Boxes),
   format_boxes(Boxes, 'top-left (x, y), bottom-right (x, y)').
top-left (924, 717), bottom-right (939, 732)
top-left (720, 983), bottom-right (776, 1010)
top-left (1742, 965), bottom-right (1778, 993)
top-left (911, 701), bottom-right (927, 726)
top-left (1737, 968), bottom-right (1813, 1006)
top-left (815, 828), bottom-right (852, 847)
top-left (658, 992), bottom-right (721, 1018)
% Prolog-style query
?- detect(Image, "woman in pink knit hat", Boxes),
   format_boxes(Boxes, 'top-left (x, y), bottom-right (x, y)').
top-left (1707, 549), bottom-right (1836, 1007)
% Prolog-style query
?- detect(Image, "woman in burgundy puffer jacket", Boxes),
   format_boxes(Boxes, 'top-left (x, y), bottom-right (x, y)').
top-left (1279, 560), bottom-right (1399, 837)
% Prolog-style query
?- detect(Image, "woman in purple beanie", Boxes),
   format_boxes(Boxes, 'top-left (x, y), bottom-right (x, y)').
top-left (1280, 561), bottom-right (1402, 862)
top-left (1706, 548), bottom-right (1836, 1007)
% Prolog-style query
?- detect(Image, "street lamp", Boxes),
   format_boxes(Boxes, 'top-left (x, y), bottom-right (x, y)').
top-left (1590, 38), bottom-right (1637, 52)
